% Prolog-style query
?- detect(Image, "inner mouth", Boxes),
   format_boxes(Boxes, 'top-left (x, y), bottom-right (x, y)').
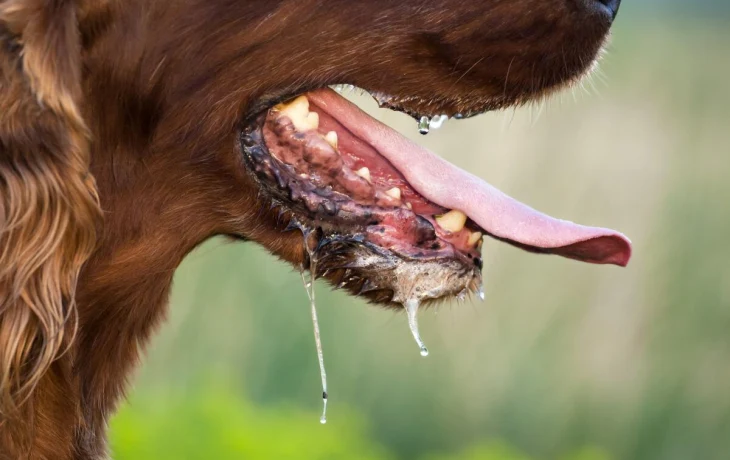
top-left (240, 87), bottom-right (632, 303)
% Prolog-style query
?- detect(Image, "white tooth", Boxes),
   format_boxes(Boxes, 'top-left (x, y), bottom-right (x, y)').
top-left (325, 131), bottom-right (338, 148)
top-left (405, 202), bottom-right (413, 210)
top-left (467, 231), bottom-right (483, 248)
top-left (276, 96), bottom-right (319, 132)
top-left (276, 95), bottom-right (309, 116)
top-left (355, 167), bottom-right (371, 183)
top-left (306, 112), bottom-right (319, 130)
top-left (385, 187), bottom-right (402, 200)
top-left (435, 210), bottom-right (467, 233)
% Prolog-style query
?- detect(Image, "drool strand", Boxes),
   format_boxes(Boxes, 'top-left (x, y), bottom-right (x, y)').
top-left (404, 298), bottom-right (429, 357)
top-left (301, 232), bottom-right (328, 424)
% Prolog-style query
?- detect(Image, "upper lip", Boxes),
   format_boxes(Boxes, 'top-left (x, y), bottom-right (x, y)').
top-left (245, 84), bottom-right (491, 128)
top-left (368, 90), bottom-right (487, 122)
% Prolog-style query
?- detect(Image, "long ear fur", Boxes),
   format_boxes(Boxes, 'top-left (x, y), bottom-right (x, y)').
top-left (0, 0), bottom-right (100, 416)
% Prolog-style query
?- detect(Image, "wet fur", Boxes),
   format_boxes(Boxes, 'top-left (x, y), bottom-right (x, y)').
top-left (0, 0), bottom-right (614, 457)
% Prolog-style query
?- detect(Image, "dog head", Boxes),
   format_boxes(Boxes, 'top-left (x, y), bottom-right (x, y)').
top-left (0, 0), bottom-right (628, 414)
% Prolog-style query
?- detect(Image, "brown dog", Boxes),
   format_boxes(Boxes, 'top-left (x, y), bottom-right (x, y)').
top-left (0, 0), bottom-right (629, 457)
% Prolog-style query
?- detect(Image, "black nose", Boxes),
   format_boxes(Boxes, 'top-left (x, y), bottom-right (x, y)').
top-left (592, 0), bottom-right (621, 20)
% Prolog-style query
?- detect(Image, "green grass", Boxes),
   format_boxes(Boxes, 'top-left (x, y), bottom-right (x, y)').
top-left (112, 384), bottom-right (391, 460)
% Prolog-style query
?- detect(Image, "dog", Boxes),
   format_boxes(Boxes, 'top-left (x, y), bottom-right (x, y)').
top-left (0, 0), bottom-right (629, 457)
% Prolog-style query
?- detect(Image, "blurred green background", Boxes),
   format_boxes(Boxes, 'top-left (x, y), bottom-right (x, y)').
top-left (109, 5), bottom-right (730, 460)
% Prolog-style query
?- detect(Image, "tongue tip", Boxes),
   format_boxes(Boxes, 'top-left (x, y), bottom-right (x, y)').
top-left (560, 232), bottom-right (633, 267)
top-left (603, 233), bottom-right (633, 267)
top-left (499, 229), bottom-right (633, 267)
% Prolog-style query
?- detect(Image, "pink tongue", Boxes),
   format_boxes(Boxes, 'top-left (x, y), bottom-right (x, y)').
top-left (308, 89), bottom-right (632, 266)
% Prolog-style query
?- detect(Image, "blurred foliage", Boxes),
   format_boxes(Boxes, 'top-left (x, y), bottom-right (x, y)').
top-left (109, 8), bottom-right (730, 460)
top-left (111, 385), bottom-right (617, 460)
top-left (111, 384), bottom-right (391, 460)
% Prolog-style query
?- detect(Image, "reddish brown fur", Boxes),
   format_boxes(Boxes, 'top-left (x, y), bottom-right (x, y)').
top-left (0, 0), bottom-right (616, 457)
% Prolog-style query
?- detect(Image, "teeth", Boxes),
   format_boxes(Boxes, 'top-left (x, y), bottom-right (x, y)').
top-left (306, 112), bottom-right (319, 130)
top-left (435, 210), bottom-right (467, 233)
top-left (275, 95), bottom-right (309, 113)
top-left (325, 131), bottom-right (338, 148)
top-left (467, 231), bottom-right (483, 248)
top-left (275, 95), bottom-right (319, 132)
top-left (355, 167), bottom-right (371, 183)
top-left (385, 187), bottom-right (402, 200)
top-left (405, 202), bottom-right (412, 210)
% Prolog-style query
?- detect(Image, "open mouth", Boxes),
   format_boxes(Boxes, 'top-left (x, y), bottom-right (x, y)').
top-left (240, 87), bottom-right (632, 305)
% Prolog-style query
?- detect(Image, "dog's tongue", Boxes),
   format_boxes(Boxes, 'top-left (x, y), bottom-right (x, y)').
top-left (308, 89), bottom-right (631, 266)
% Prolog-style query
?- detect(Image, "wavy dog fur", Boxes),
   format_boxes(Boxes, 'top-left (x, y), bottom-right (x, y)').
top-left (0, 0), bottom-right (619, 457)
top-left (0, 0), bottom-right (99, 425)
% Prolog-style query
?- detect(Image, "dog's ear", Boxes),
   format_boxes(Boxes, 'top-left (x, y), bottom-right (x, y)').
top-left (0, 0), bottom-right (100, 416)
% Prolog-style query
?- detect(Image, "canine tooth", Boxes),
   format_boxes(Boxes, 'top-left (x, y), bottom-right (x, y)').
top-left (467, 231), bottom-right (483, 247)
top-left (325, 131), bottom-right (338, 148)
top-left (355, 167), bottom-right (371, 183)
top-left (276, 95), bottom-right (309, 115)
top-left (306, 112), bottom-right (319, 130)
top-left (405, 202), bottom-right (412, 210)
top-left (385, 187), bottom-right (402, 200)
top-left (435, 210), bottom-right (467, 233)
top-left (276, 96), bottom-right (320, 132)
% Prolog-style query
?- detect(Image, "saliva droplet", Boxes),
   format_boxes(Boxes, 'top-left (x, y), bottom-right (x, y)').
top-left (428, 114), bottom-right (448, 130)
top-left (320, 392), bottom-right (328, 424)
top-left (418, 116), bottom-right (430, 135)
top-left (404, 298), bottom-right (429, 357)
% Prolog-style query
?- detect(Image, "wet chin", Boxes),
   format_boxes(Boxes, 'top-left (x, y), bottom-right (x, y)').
top-left (299, 229), bottom-right (482, 306)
